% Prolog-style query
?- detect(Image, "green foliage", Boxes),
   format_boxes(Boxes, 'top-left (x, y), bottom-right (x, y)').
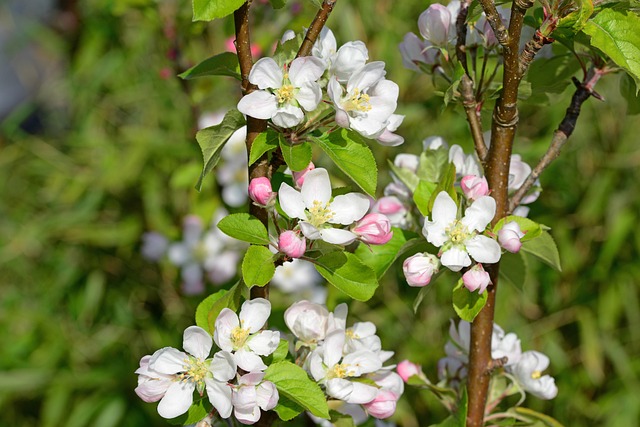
top-left (413, 180), bottom-right (437, 216)
top-left (249, 130), bottom-right (279, 165)
top-left (195, 284), bottom-right (242, 334)
top-left (217, 213), bottom-right (270, 245)
top-left (558, 0), bottom-right (594, 32)
top-left (354, 229), bottom-right (420, 278)
top-left (178, 52), bottom-right (241, 80)
top-left (280, 139), bottom-right (313, 172)
top-left (241, 245), bottom-right (276, 287)
top-left (192, 0), bottom-right (246, 21)
top-left (418, 148), bottom-right (450, 182)
top-left (493, 215), bottom-right (544, 242)
top-left (428, 163), bottom-right (457, 213)
top-left (388, 159), bottom-right (419, 192)
top-left (314, 252), bottom-right (378, 301)
top-left (452, 279), bottom-right (488, 322)
top-left (264, 361), bottom-right (330, 419)
top-left (520, 231), bottom-right (562, 271)
top-left (269, 0), bottom-right (288, 9)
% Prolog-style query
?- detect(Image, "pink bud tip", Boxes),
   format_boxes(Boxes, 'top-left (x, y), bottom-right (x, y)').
top-left (461, 175), bottom-right (489, 200)
top-left (292, 162), bottom-right (315, 188)
top-left (402, 253), bottom-right (439, 287)
top-left (397, 360), bottom-right (422, 382)
top-left (462, 263), bottom-right (491, 294)
top-left (498, 221), bottom-right (525, 253)
top-left (278, 230), bottom-right (306, 259)
top-left (353, 213), bottom-right (393, 245)
top-left (248, 177), bottom-right (275, 206)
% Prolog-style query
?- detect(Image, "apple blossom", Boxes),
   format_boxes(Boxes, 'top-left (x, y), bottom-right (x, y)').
top-left (232, 372), bottom-right (279, 425)
top-left (363, 390), bottom-right (399, 419)
top-left (344, 321), bottom-right (386, 358)
top-left (376, 114), bottom-right (405, 146)
top-left (285, 300), bottom-right (330, 347)
top-left (491, 325), bottom-right (522, 366)
top-left (510, 351), bottom-right (558, 400)
top-left (141, 231), bottom-right (169, 262)
top-left (371, 196), bottom-right (409, 228)
top-left (403, 253), bottom-right (440, 287)
top-left (461, 175), bottom-right (490, 200)
top-left (292, 161), bottom-right (315, 188)
top-left (248, 177), bottom-right (276, 206)
top-left (462, 263), bottom-right (491, 294)
top-left (397, 360), bottom-right (422, 383)
top-left (237, 56), bottom-right (325, 128)
top-left (498, 221), bottom-right (525, 253)
top-left (423, 135), bottom-right (448, 150)
top-left (417, 3), bottom-right (457, 46)
top-left (330, 41), bottom-right (369, 82)
top-left (271, 259), bottom-right (322, 294)
top-left (423, 191), bottom-right (501, 271)
top-left (449, 144), bottom-right (482, 177)
top-left (394, 153), bottom-right (419, 173)
top-left (399, 32), bottom-right (438, 71)
top-left (134, 355), bottom-right (172, 403)
top-left (352, 213), bottom-right (393, 245)
top-left (214, 298), bottom-right (280, 372)
top-left (278, 230), bottom-right (306, 258)
top-left (278, 168), bottom-right (369, 245)
top-left (311, 27), bottom-right (337, 66)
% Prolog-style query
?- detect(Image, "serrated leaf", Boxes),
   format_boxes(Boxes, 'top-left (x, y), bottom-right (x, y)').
top-left (218, 213), bottom-right (270, 245)
top-left (178, 52), bottom-right (240, 80)
top-left (271, 394), bottom-right (303, 421)
top-left (493, 215), bottom-right (542, 242)
top-left (414, 180), bottom-right (438, 216)
top-left (192, 0), bottom-right (245, 21)
top-left (354, 230), bottom-right (420, 279)
top-left (444, 61), bottom-right (465, 106)
top-left (312, 130), bottom-right (378, 196)
top-left (265, 339), bottom-right (290, 365)
top-left (526, 55), bottom-right (582, 98)
top-left (520, 230), bottom-right (562, 271)
top-left (418, 148), bottom-right (450, 182)
top-left (249, 130), bottom-right (279, 165)
top-left (195, 283), bottom-right (242, 334)
top-left (242, 245), bottom-right (276, 287)
top-left (314, 252), bottom-right (378, 301)
top-left (499, 251), bottom-right (527, 291)
top-left (280, 139), bottom-right (313, 171)
top-left (167, 398), bottom-right (210, 425)
top-left (195, 109), bottom-right (246, 191)
top-left (388, 159), bottom-right (419, 192)
top-left (264, 361), bottom-right (330, 419)
top-left (452, 279), bottom-right (488, 322)
top-left (583, 9), bottom-right (640, 93)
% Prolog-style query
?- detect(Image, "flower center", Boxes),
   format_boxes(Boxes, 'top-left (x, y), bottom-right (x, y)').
top-left (275, 84), bottom-right (295, 104)
top-left (307, 200), bottom-right (335, 228)
top-left (531, 370), bottom-right (542, 380)
top-left (185, 357), bottom-right (210, 383)
top-left (328, 363), bottom-right (353, 379)
top-left (446, 220), bottom-right (472, 245)
top-left (231, 326), bottom-right (250, 350)
top-left (342, 89), bottom-right (372, 114)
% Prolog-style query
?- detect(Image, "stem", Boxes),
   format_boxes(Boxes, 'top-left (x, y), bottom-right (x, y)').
top-left (518, 28), bottom-right (554, 78)
top-left (455, 0), bottom-right (472, 72)
top-left (296, 0), bottom-right (338, 59)
top-left (467, 1), bottom-right (533, 426)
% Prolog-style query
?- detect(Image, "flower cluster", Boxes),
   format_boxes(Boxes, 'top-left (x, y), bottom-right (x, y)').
top-left (286, 301), bottom-right (404, 420)
top-left (135, 298), bottom-right (281, 424)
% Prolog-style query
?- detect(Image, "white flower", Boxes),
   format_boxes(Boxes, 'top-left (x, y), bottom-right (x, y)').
top-left (449, 144), bottom-right (482, 177)
top-left (285, 300), bottom-right (330, 347)
top-left (399, 33), bottom-right (438, 71)
top-left (308, 330), bottom-right (381, 404)
top-left (146, 326), bottom-right (236, 419)
top-left (510, 351), bottom-right (558, 400)
top-left (135, 355), bottom-right (173, 403)
top-left (491, 324), bottom-right (522, 366)
top-left (214, 298), bottom-right (280, 372)
top-left (232, 372), bottom-right (279, 425)
top-left (278, 168), bottom-right (370, 245)
top-left (423, 191), bottom-right (501, 271)
top-left (312, 27), bottom-right (337, 65)
top-left (376, 114), bottom-right (405, 146)
top-left (423, 135), bottom-right (448, 151)
top-left (271, 259), bottom-right (322, 293)
top-left (237, 57), bottom-right (325, 128)
top-left (330, 41), bottom-right (369, 82)
top-left (328, 62), bottom-right (399, 139)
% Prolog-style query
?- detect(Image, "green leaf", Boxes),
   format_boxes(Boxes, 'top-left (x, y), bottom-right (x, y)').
top-left (217, 213), bottom-right (270, 245)
top-left (312, 130), bottom-right (378, 196)
top-left (264, 361), bottom-right (330, 419)
top-left (512, 407), bottom-right (565, 427)
top-left (271, 394), bottom-right (303, 421)
top-left (249, 130), bottom-right (279, 165)
top-left (195, 109), bottom-right (246, 191)
top-left (583, 9), bottom-right (640, 93)
top-left (499, 251), bottom-right (527, 291)
top-left (418, 147), bottom-right (450, 182)
top-left (388, 159), bottom-right (419, 193)
top-left (269, 0), bottom-right (287, 9)
top-left (265, 339), bottom-right (290, 365)
top-left (192, 0), bottom-right (245, 21)
top-left (558, 0), bottom-right (594, 32)
top-left (314, 252), bottom-right (378, 301)
top-left (428, 163), bottom-right (457, 213)
top-left (178, 52), bottom-right (240, 80)
top-left (493, 215), bottom-right (543, 242)
top-left (280, 138), bottom-right (313, 172)
top-left (620, 72), bottom-right (640, 115)
top-left (444, 61), bottom-right (465, 106)
top-left (242, 245), bottom-right (276, 287)
top-left (354, 230), bottom-right (420, 279)
top-left (330, 411), bottom-right (356, 427)
top-left (452, 279), bottom-right (488, 322)
top-left (273, 32), bottom-right (304, 65)
top-left (520, 230), bottom-right (562, 271)
top-left (413, 180), bottom-right (438, 216)
top-left (167, 398), bottom-right (210, 425)
top-left (195, 283), bottom-right (242, 334)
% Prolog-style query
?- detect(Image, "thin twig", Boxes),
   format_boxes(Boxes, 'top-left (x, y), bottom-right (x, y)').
top-left (461, 74), bottom-right (488, 161)
top-left (296, 0), bottom-right (338, 58)
top-left (477, 0), bottom-right (510, 46)
top-left (518, 28), bottom-right (555, 78)
top-left (455, 0), bottom-right (472, 72)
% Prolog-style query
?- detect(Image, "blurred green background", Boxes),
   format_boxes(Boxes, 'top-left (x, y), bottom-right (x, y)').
top-left (1, 0), bottom-right (639, 426)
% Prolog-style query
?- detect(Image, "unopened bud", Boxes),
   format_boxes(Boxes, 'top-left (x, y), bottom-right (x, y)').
top-left (498, 221), bottom-right (525, 253)
top-left (403, 253), bottom-right (439, 287)
top-left (292, 162), bottom-right (315, 188)
top-left (278, 230), bottom-right (306, 258)
top-left (363, 390), bottom-right (399, 419)
top-left (353, 213), bottom-right (393, 245)
top-left (397, 360), bottom-right (422, 383)
top-left (248, 177), bottom-right (276, 206)
top-left (462, 263), bottom-right (491, 294)
top-left (461, 175), bottom-right (489, 200)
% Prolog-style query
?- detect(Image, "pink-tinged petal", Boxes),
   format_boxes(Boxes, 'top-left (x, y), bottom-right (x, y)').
top-left (462, 196), bottom-right (496, 232)
top-left (301, 168), bottom-right (332, 206)
top-left (256, 381), bottom-right (279, 410)
top-left (135, 378), bottom-right (172, 403)
top-left (329, 193), bottom-right (370, 224)
top-left (271, 104), bottom-right (304, 128)
top-left (319, 228), bottom-right (358, 245)
top-left (234, 348), bottom-right (267, 372)
top-left (149, 347), bottom-right (189, 375)
top-left (323, 329), bottom-right (346, 368)
top-left (182, 326), bottom-right (212, 361)
top-left (239, 298), bottom-right (271, 333)
top-left (234, 404), bottom-right (261, 425)
top-left (343, 350), bottom-right (382, 375)
top-left (237, 91), bottom-right (278, 120)
top-left (278, 183), bottom-right (306, 220)
top-left (300, 221), bottom-right (322, 240)
top-left (331, 41), bottom-right (369, 82)
top-left (205, 378), bottom-right (233, 418)
top-left (157, 381), bottom-right (194, 419)
top-left (247, 330), bottom-right (280, 356)
top-left (377, 128), bottom-right (404, 146)
top-left (214, 309), bottom-right (240, 352)
top-left (210, 351), bottom-right (237, 382)
top-left (334, 109), bottom-right (350, 129)
top-left (431, 191), bottom-right (458, 225)
top-left (440, 247), bottom-right (471, 272)
top-left (295, 82), bottom-right (322, 111)
top-left (347, 61), bottom-right (386, 94)
top-left (289, 56), bottom-right (326, 86)
top-left (233, 383), bottom-right (258, 410)
top-left (248, 57), bottom-right (283, 89)
top-left (238, 372), bottom-right (265, 387)
top-left (466, 235), bottom-right (501, 264)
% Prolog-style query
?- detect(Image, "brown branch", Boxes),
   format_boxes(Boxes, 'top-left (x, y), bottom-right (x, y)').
top-left (508, 67), bottom-right (605, 212)
top-left (518, 28), bottom-right (555, 78)
top-left (477, 0), bottom-right (510, 46)
top-left (296, 0), bottom-right (338, 59)
top-left (461, 75), bottom-right (488, 161)
top-left (455, 0), bottom-right (472, 72)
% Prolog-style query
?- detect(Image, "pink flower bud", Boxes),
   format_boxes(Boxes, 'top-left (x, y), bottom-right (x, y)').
top-left (397, 360), bottom-right (422, 383)
top-left (461, 175), bottom-right (489, 200)
top-left (278, 230), bottom-right (306, 258)
top-left (363, 390), bottom-right (399, 419)
top-left (403, 253), bottom-right (439, 287)
top-left (248, 177), bottom-right (275, 206)
top-left (418, 4), bottom-right (453, 46)
top-left (498, 221), bottom-right (525, 253)
top-left (462, 263), bottom-right (491, 294)
top-left (353, 213), bottom-right (393, 245)
top-left (292, 162), bottom-right (315, 188)
top-left (372, 196), bottom-right (406, 216)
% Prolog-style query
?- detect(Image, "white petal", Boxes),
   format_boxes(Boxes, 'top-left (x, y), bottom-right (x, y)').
top-left (431, 192), bottom-right (458, 225)
top-left (466, 235), bottom-right (501, 264)
top-left (234, 404), bottom-right (261, 424)
top-left (205, 379), bottom-right (233, 418)
top-left (210, 351), bottom-right (237, 382)
top-left (308, 350), bottom-right (327, 381)
top-left (295, 82), bottom-right (322, 111)
top-left (301, 168), bottom-right (332, 207)
top-left (328, 303), bottom-right (348, 332)
top-left (237, 91), bottom-right (278, 120)
top-left (342, 350), bottom-right (382, 375)
top-left (214, 309), bottom-right (240, 352)
top-left (168, 243), bottom-right (190, 266)
top-left (319, 228), bottom-right (358, 245)
top-left (423, 221), bottom-right (448, 247)
top-left (234, 348), bottom-right (267, 372)
top-left (440, 248), bottom-right (471, 272)
top-left (345, 381), bottom-right (379, 404)
top-left (271, 104), bottom-right (304, 128)
top-left (256, 381), bottom-right (279, 410)
top-left (323, 329), bottom-right (346, 368)
top-left (289, 56), bottom-right (326, 86)
top-left (247, 330), bottom-right (280, 356)
top-left (278, 183), bottom-right (306, 220)
top-left (331, 41), bottom-right (369, 82)
top-left (325, 378), bottom-right (354, 401)
top-left (182, 326), bottom-right (212, 361)
top-left (149, 347), bottom-right (189, 375)
top-left (300, 221), bottom-right (322, 240)
top-left (347, 62), bottom-right (386, 93)
top-left (157, 381), bottom-right (194, 419)
top-left (239, 298), bottom-right (271, 333)
top-left (329, 193), bottom-right (370, 224)
top-left (462, 196), bottom-right (496, 232)
top-left (248, 57), bottom-right (283, 89)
